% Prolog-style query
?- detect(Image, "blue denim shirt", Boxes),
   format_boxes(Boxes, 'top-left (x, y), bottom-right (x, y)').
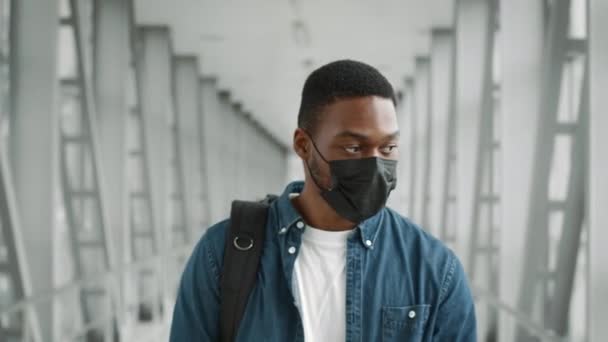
top-left (170, 181), bottom-right (476, 341)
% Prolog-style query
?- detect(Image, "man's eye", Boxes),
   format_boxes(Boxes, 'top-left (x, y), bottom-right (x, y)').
top-left (344, 146), bottom-right (361, 153)
top-left (380, 145), bottom-right (398, 154)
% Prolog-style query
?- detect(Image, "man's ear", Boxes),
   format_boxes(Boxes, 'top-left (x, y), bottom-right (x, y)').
top-left (293, 128), bottom-right (309, 160)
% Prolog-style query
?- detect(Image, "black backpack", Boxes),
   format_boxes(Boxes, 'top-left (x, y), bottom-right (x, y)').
top-left (219, 195), bottom-right (277, 342)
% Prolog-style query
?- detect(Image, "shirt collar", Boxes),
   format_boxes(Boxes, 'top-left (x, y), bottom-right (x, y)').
top-left (273, 181), bottom-right (384, 249)
top-left (273, 181), bottom-right (305, 234)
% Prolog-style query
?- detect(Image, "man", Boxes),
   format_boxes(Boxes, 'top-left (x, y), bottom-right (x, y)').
top-left (170, 60), bottom-right (476, 341)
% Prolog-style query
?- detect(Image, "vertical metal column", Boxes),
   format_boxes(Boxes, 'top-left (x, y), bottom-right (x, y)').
top-left (58, 0), bottom-right (117, 338)
top-left (247, 111), bottom-right (260, 197)
top-left (245, 112), bottom-right (257, 198)
top-left (195, 77), bottom-right (212, 229)
top-left (498, 1), bottom-right (543, 341)
top-left (264, 128), bottom-right (287, 196)
top-left (273, 141), bottom-right (288, 194)
top-left (429, 28), bottom-right (454, 236)
top-left (232, 102), bottom-right (247, 200)
top-left (421, 54), bottom-right (438, 233)
top-left (588, 1), bottom-right (608, 340)
top-left (138, 26), bottom-right (172, 318)
top-left (8, 0), bottom-right (59, 339)
top-left (438, 22), bottom-right (459, 247)
top-left (238, 110), bottom-right (251, 198)
top-left (0, 2), bottom-right (33, 341)
top-left (254, 123), bottom-right (268, 196)
top-left (93, 0), bottom-right (130, 330)
top-left (259, 123), bottom-right (271, 195)
top-left (243, 111), bottom-right (258, 198)
top-left (0, 0), bottom-right (8, 127)
top-left (405, 78), bottom-right (417, 217)
top-left (453, 0), bottom-right (492, 266)
top-left (390, 82), bottom-right (410, 215)
top-left (200, 77), bottom-right (223, 223)
top-left (515, 0), bottom-right (571, 339)
top-left (173, 56), bottom-right (201, 239)
top-left (168, 59), bottom-right (190, 248)
top-left (166, 55), bottom-right (191, 300)
top-left (277, 143), bottom-right (288, 191)
top-left (225, 96), bottom-right (239, 201)
top-left (263, 127), bottom-right (275, 195)
top-left (0, 150), bottom-right (42, 342)
top-left (0, 154), bottom-right (24, 341)
top-left (412, 56), bottom-right (429, 225)
top-left (217, 90), bottom-right (234, 215)
top-left (464, 3), bottom-right (499, 339)
top-left (255, 122), bottom-right (266, 196)
top-left (547, 69), bottom-right (588, 337)
top-left (196, 76), bottom-right (210, 231)
top-left (127, 25), bottom-right (159, 324)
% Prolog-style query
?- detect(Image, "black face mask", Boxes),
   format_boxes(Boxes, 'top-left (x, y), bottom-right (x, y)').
top-left (304, 133), bottom-right (398, 223)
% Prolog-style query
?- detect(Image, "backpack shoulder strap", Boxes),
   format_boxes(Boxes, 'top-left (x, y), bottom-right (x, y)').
top-left (220, 197), bottom-right (273, 342)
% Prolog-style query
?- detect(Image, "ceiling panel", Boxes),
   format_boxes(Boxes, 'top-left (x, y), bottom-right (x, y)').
top-left (135, 0), bottom-right (453, 145)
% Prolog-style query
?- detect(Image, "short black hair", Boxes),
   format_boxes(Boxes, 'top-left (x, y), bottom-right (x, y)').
top-left (297, 59), bottom-right (396, 134)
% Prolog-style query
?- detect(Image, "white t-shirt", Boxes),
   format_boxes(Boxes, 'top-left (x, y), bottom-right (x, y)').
top-left (292, 224), bottom-right (352, 342)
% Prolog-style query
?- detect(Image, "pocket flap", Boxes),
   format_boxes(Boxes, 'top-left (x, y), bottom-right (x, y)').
top-left (382, 304), bottom-right (431, 331)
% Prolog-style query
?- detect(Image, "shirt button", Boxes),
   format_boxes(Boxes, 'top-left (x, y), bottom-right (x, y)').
top-left (408, 310), bottom-right (416, 319)
top-left (279, 227), bottom-right (287, 234)
top-left (288, 246), bottom-right (296, 254)
top-left (296, 221), bottom-right (305, 229)
top-left (365, 240), bottom-right (372, 247)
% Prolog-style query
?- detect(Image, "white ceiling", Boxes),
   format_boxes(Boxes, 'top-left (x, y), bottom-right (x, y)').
top-left (135, 0), bottom-right (453, 146)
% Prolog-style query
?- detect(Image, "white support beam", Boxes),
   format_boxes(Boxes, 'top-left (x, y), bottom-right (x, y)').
top-left (217, 90), bottom-right (234, 215)
top-left (388, 80), bottom-right (411, 215)
top-left (247, 114), bottom-right (259, 197)
top-left (274, 142), bottom-right (288, 194)
top-left (454, 0), bottom-right (492, 270)
top-left (138, 26), bottom-right (173, 314)
top-left (256, 124), bottom-right (268, 195)
top-left (200, 77), bottom-right (225, 223)
top-left (197, 84), bottom-right (210, 231)
top-left (174, 56), bottom-right (202, 239)
top-left (239, 111), bottom-right (253, 199)
top-left (93, 2), bottom-right (130, 328)
top-left (429, 28), bottom-right (454, 236)
top-left (404, 78), bottom-right (417, 218)
top-left (249, 120), bottom-right (263, 197)
top-left (0, 149), bottom-right (42, 342)
top-left (438, 32), bottom-right (458, 245)
top-left (588, 1), bottom-right (608, 341)
top-left (515, 1), bottom-right (571, 339)
top-left (225, 97), bottom-right (239, 202)
top-left (499, 2), bottom-right (543, 341)
top-left (548, 72), bottom-right (587, 336)
top-left (412, 56), bottom-right (430, 225)
top-left (232, 103), bottom-right (248, 200)
top-left (8, 0), bottom-right (59, 340)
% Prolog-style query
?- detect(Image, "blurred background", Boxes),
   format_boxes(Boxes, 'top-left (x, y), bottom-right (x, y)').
top-left (0, 0), bottom-right (606, 341)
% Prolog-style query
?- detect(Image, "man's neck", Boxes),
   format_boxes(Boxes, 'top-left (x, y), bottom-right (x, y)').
top-left (291, 181), bottom-right (355, 231)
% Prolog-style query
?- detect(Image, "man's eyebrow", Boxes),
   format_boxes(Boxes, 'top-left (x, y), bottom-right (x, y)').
top-left (385, 131), bottom-right (400, 141)
top-left (333, 130), bottom-right (400, 141)
top-left (334, 131), bottom-right (370, 141)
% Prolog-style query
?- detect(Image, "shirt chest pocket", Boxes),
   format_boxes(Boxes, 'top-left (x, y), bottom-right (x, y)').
top-left (382, 304), bottom-right (430, 342)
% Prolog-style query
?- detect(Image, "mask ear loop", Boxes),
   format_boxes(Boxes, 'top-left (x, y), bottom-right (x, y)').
top-left (302, 130), bottom-right (330, 164)
top-left (302, 130), bottom-right (334, 191)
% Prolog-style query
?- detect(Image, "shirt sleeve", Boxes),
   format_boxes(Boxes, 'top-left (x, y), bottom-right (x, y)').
top-left (169, 232), bottom-right (222, 341)
top-left (432, 252), bottom-right (477, 341)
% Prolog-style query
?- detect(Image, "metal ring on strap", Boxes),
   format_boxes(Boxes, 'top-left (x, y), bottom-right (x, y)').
top-left (233, 236), bottom-right (254, 251)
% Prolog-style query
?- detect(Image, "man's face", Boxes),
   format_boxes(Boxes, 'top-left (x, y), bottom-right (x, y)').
top-left (296, 95), bottom-right (400, 189)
